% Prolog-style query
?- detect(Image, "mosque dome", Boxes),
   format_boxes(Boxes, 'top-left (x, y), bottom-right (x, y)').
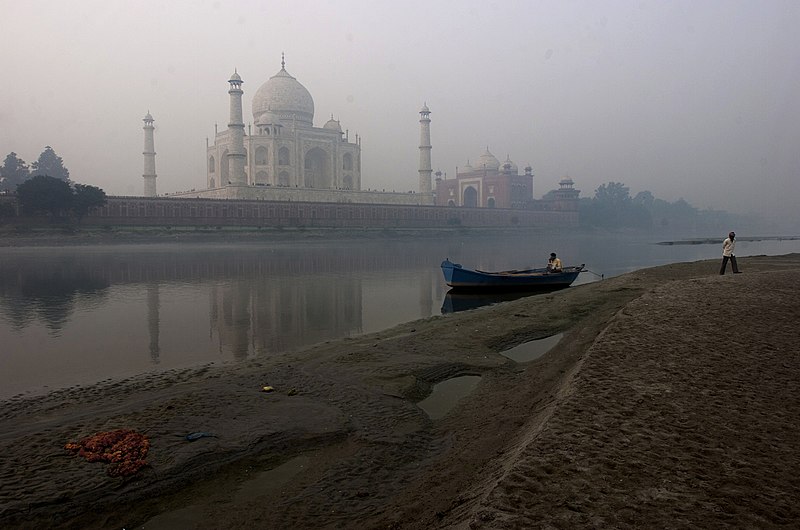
top-left (323, 115), bottom-right (342, 132)
top-left (252, 61), bottom-right (314, 127)
top-left (475, 148), bottom-right (500, 171)
top-left (502, 155), bottom-right (518, 173)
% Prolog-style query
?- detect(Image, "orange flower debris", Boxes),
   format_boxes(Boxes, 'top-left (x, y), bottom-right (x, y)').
top-left (65, 429), bottom-right (150, 477)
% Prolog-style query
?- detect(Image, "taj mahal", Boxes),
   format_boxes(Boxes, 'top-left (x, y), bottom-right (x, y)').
top-left (156, 56), bottom-right (434, 206)
top-left (141, 57), bottom-right (579, 213)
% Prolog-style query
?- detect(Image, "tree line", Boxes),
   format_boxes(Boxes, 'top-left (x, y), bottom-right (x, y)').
top-left (576, 181), bottom-right (756, 233)
top-left (0, 148), bottom-right (107, 221)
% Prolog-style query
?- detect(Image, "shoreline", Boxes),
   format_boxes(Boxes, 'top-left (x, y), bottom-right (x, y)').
top-left (5, 225), bottom-right (795, 248)
top-left (2, 254), bottom-right (799, 528)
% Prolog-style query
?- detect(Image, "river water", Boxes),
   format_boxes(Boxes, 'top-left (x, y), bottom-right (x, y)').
top-left (1, 232), bottom-right (798, 399)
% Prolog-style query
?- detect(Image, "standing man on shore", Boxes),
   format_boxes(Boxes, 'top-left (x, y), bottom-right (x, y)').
top-left (720, 231), bottom-right (740, 274)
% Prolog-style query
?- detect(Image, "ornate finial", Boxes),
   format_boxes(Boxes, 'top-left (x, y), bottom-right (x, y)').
top-left (281, 52), bottom-right (285, 69)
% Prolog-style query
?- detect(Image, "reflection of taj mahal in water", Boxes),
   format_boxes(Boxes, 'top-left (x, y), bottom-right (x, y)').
top-left (207, 276), bottom-right (364, 361)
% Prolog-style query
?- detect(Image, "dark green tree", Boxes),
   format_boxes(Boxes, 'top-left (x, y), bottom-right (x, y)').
top-left (632, 190), bottom-right (655, 209)
top-left (580, 182), bottom-right (652, 229)
top-left (16, 175), bottom-right (74, 217)
top-left (594, 181), bottom-right (631, 206)
top-left (72, 183), bottom-right (107, 220)
top-left (31, 146), bottom-right (70, 181)
top-left (0, 152), bottom-right (31, 191)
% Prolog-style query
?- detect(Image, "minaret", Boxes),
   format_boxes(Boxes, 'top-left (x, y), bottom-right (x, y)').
top-left (227, 70), bottom-right (247, 185)
top-left (142, 112), bottom-right (157, 197)
top-left (418, 103), bottom-right (433, 201)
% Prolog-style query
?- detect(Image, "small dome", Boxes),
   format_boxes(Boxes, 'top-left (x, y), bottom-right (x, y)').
top-left (502, 155), bottom-right (518, 173)
top-left (143, 112), bottom-right (153, 121)
top-left (323, 115), bottom-right (342, 132)
top-left (229, 70), bottom-right (242, 82)
top-left (252, 61), bottom-right (314, 127)
top-left (475, 148), bottom-right (500, 171)
top-left (420, 103), bottom-right (430, 113)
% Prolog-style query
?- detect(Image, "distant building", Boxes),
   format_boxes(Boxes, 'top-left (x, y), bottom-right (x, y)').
top-left (435, 148), bottom-right (533, 208)
top-left (540, 177), bottom-right (581, 211)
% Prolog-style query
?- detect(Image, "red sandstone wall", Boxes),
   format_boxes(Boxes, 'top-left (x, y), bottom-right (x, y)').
top-left (1, 195), bottom-right (579, 229)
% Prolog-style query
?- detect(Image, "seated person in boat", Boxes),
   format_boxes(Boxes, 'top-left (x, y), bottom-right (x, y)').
top-left (547, 252), bottom-right (563, 273)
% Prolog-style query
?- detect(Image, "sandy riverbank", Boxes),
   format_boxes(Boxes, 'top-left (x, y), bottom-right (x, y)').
top-left (1, 254), bottom-right (799, 528)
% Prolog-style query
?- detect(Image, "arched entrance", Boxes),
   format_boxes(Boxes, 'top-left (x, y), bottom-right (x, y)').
top-left (463, 186), bottom-right (478, 207)
top-left (304, 148), bottom-right (330, 188)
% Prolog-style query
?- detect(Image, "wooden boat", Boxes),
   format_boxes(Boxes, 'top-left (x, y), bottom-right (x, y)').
top-left (440, 259), bottom-right (584, 291)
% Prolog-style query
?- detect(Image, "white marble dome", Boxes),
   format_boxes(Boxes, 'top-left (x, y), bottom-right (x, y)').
top-left (323, 116), bottom-right (342, 132)
top-left (252, 65), bottom-right (314, 127)
top-left (475, 148), bottom-right (500, 171)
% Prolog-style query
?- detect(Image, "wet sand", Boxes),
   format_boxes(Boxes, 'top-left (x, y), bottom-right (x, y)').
top-left (1, 254), bottom-right (799, 528)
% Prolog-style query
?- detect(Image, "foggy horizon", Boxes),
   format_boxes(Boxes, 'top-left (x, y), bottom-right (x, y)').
top-left (2, 0), bottom-right (799, 228)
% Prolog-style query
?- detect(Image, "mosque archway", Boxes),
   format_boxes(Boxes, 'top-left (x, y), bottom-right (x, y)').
top-left (304, 148), bottom-right (331, 188)
top-left (255, 170), bottom-right (268, 185)
top-left (487, 197), bottom-right (496, 208)
top-left (343, 153), bottom-right (353, 171)
top-left (208, 156), bottom-right (215, 173)
top-left (463, 186), bottom-right (478, 207)
top-left (278, 171), bottom-right (289, 187)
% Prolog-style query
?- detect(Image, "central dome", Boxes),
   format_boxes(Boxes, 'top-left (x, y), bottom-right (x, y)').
top-left (475, 148), bottom-right (500, 171)
top-left (252, 63), bottom-right (314, 127)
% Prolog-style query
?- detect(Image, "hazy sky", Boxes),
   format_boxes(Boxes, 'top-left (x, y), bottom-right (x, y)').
top-left (2, 0), bottom-right (798, 225)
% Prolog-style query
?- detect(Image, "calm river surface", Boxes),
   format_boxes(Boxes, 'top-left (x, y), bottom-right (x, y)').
top-left (2, 233), bottom-right (798, 399)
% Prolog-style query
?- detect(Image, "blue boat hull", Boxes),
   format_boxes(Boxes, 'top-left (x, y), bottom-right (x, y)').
top-left (441, 259), bottom-right (583, 291)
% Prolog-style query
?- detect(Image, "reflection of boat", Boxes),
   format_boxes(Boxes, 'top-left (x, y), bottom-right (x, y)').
top-left (442, 289), bottom-right (558, 314)
top-left (440, 259), bottom-right (584, 291)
